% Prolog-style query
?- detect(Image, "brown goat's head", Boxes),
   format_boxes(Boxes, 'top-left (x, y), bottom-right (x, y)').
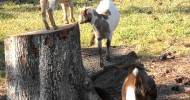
top-left (79, 7), bottom-right (93, 24)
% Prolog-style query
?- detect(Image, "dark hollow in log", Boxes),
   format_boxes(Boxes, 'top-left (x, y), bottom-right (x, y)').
top-left (4, 23), bottom-right (101, 100)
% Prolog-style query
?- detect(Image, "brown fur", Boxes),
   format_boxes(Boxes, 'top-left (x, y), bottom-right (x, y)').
top-left (122, 73), bottom-right (136, 100)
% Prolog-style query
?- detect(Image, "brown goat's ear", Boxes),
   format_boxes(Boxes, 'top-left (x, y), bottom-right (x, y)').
top-left (136, 73), bottom-right (147, 98)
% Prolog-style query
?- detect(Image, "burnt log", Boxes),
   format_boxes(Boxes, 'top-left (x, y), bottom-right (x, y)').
top-left (4, 23), bottom-right (101, 100)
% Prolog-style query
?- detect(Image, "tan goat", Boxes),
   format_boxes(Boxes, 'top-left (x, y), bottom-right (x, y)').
top-left (40, 0), bottom-right (76, 30)
top-left (121, 63), bottom-right (157, 100)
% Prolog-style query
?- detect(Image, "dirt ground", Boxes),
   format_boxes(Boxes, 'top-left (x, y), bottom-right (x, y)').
top-left (0, 46), bottom-right (190, 100)
top-left (82, 46), bottom-right (190, 100)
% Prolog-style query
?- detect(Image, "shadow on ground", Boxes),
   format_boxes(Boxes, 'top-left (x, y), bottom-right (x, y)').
top-left (82, 46), bottom-right (190, 100)
top-left (0, 95), bottom-right (6, 100)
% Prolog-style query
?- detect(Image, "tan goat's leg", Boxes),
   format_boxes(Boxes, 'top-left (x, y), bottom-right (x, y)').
top-left (61, 3), bottom-right (69, 24)
top-left (40, 0), bottom-right (50, 30)
top-left (69, 5), bottom-right (75, 23)
top-left (48, 0), bottom-right (57, 30)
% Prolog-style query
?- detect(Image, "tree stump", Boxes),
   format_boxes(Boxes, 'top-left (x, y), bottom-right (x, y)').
top-left (4, 23), bottom-right (101, 100)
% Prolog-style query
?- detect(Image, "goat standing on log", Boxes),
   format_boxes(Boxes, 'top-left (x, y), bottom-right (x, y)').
top-left (79, 0), bottom-right (120, 67)
top-left (40, 0), bottom-right (76, 30)
top-left (121, 63), bottom-right (157, 100)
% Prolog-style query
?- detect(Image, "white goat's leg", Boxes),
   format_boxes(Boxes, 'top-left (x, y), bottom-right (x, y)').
top-left (48, 0), bottom-right (57, 29)
top-left (97, 38), bottom-right (104, 68)
top-left (106, 34), bottom-right (113, 61)
top-left (69, 1), bottom-right (75, 23)
top-left (106, 39), bottom-right (111, 61)
top-left (61, 3), bottom-right (69, 24)
top-left (40, 0), bottom-right (50, 30)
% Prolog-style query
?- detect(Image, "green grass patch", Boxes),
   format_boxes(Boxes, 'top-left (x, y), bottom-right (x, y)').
top-left (0, 70), bottom-right (5, 78)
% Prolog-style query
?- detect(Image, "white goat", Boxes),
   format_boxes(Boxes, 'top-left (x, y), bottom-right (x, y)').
top-left (40, 0), bottom-right (76, 30)
top-left (79, 0), bottom-right (120, 67)
top-left (121, 63), bottom-right (157, 100)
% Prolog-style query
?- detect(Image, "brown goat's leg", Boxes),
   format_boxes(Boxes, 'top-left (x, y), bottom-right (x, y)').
top-left (97, 39), bottom-right (104, 68)
top-left (40, 0), bottom-right (50, 30)
top-left (61, 4), bottom-right (69, 24)
top-left (42, 12), bottom-right (50, 30)
top-left (48, 8), bottom-right (58, 30)
top-left (106, 39), bottom-right (111, 61)
top-left (69, 5), bottom-right (75, 23)
top-left (48, 0), bottom-right (58, 29)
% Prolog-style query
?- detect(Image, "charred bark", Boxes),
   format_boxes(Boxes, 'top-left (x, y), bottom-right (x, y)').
top-left (4, 23), bottom-right (101, 100)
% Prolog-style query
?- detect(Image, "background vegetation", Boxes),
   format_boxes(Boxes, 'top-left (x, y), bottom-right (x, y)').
top-left (0, 0), bottom-right (190, 78)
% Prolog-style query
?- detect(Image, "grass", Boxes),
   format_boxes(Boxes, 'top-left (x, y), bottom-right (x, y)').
top-left (0, 0), bottom-right (190, 77)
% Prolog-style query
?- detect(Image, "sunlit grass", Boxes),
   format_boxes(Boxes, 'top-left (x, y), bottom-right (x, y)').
top-left (0, 77), bottom-right (6, 96)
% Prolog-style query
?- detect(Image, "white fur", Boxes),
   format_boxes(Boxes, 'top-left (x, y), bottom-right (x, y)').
top-left (96, 0), bottom-right (120, 40)
top-left (126, 86), bottom-right (136, 100)
top-left (133, 68), bottom-right (139, 76)
top-left (78, 15), bottom-right (82, 22)
top-left (49, 0), bottom-right (56, 10)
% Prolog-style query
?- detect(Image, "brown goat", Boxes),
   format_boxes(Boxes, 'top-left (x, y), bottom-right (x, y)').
top-left (121, 63), bottom-right (157, 100)
top-left (40, 0), bottom-right (76, 30)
